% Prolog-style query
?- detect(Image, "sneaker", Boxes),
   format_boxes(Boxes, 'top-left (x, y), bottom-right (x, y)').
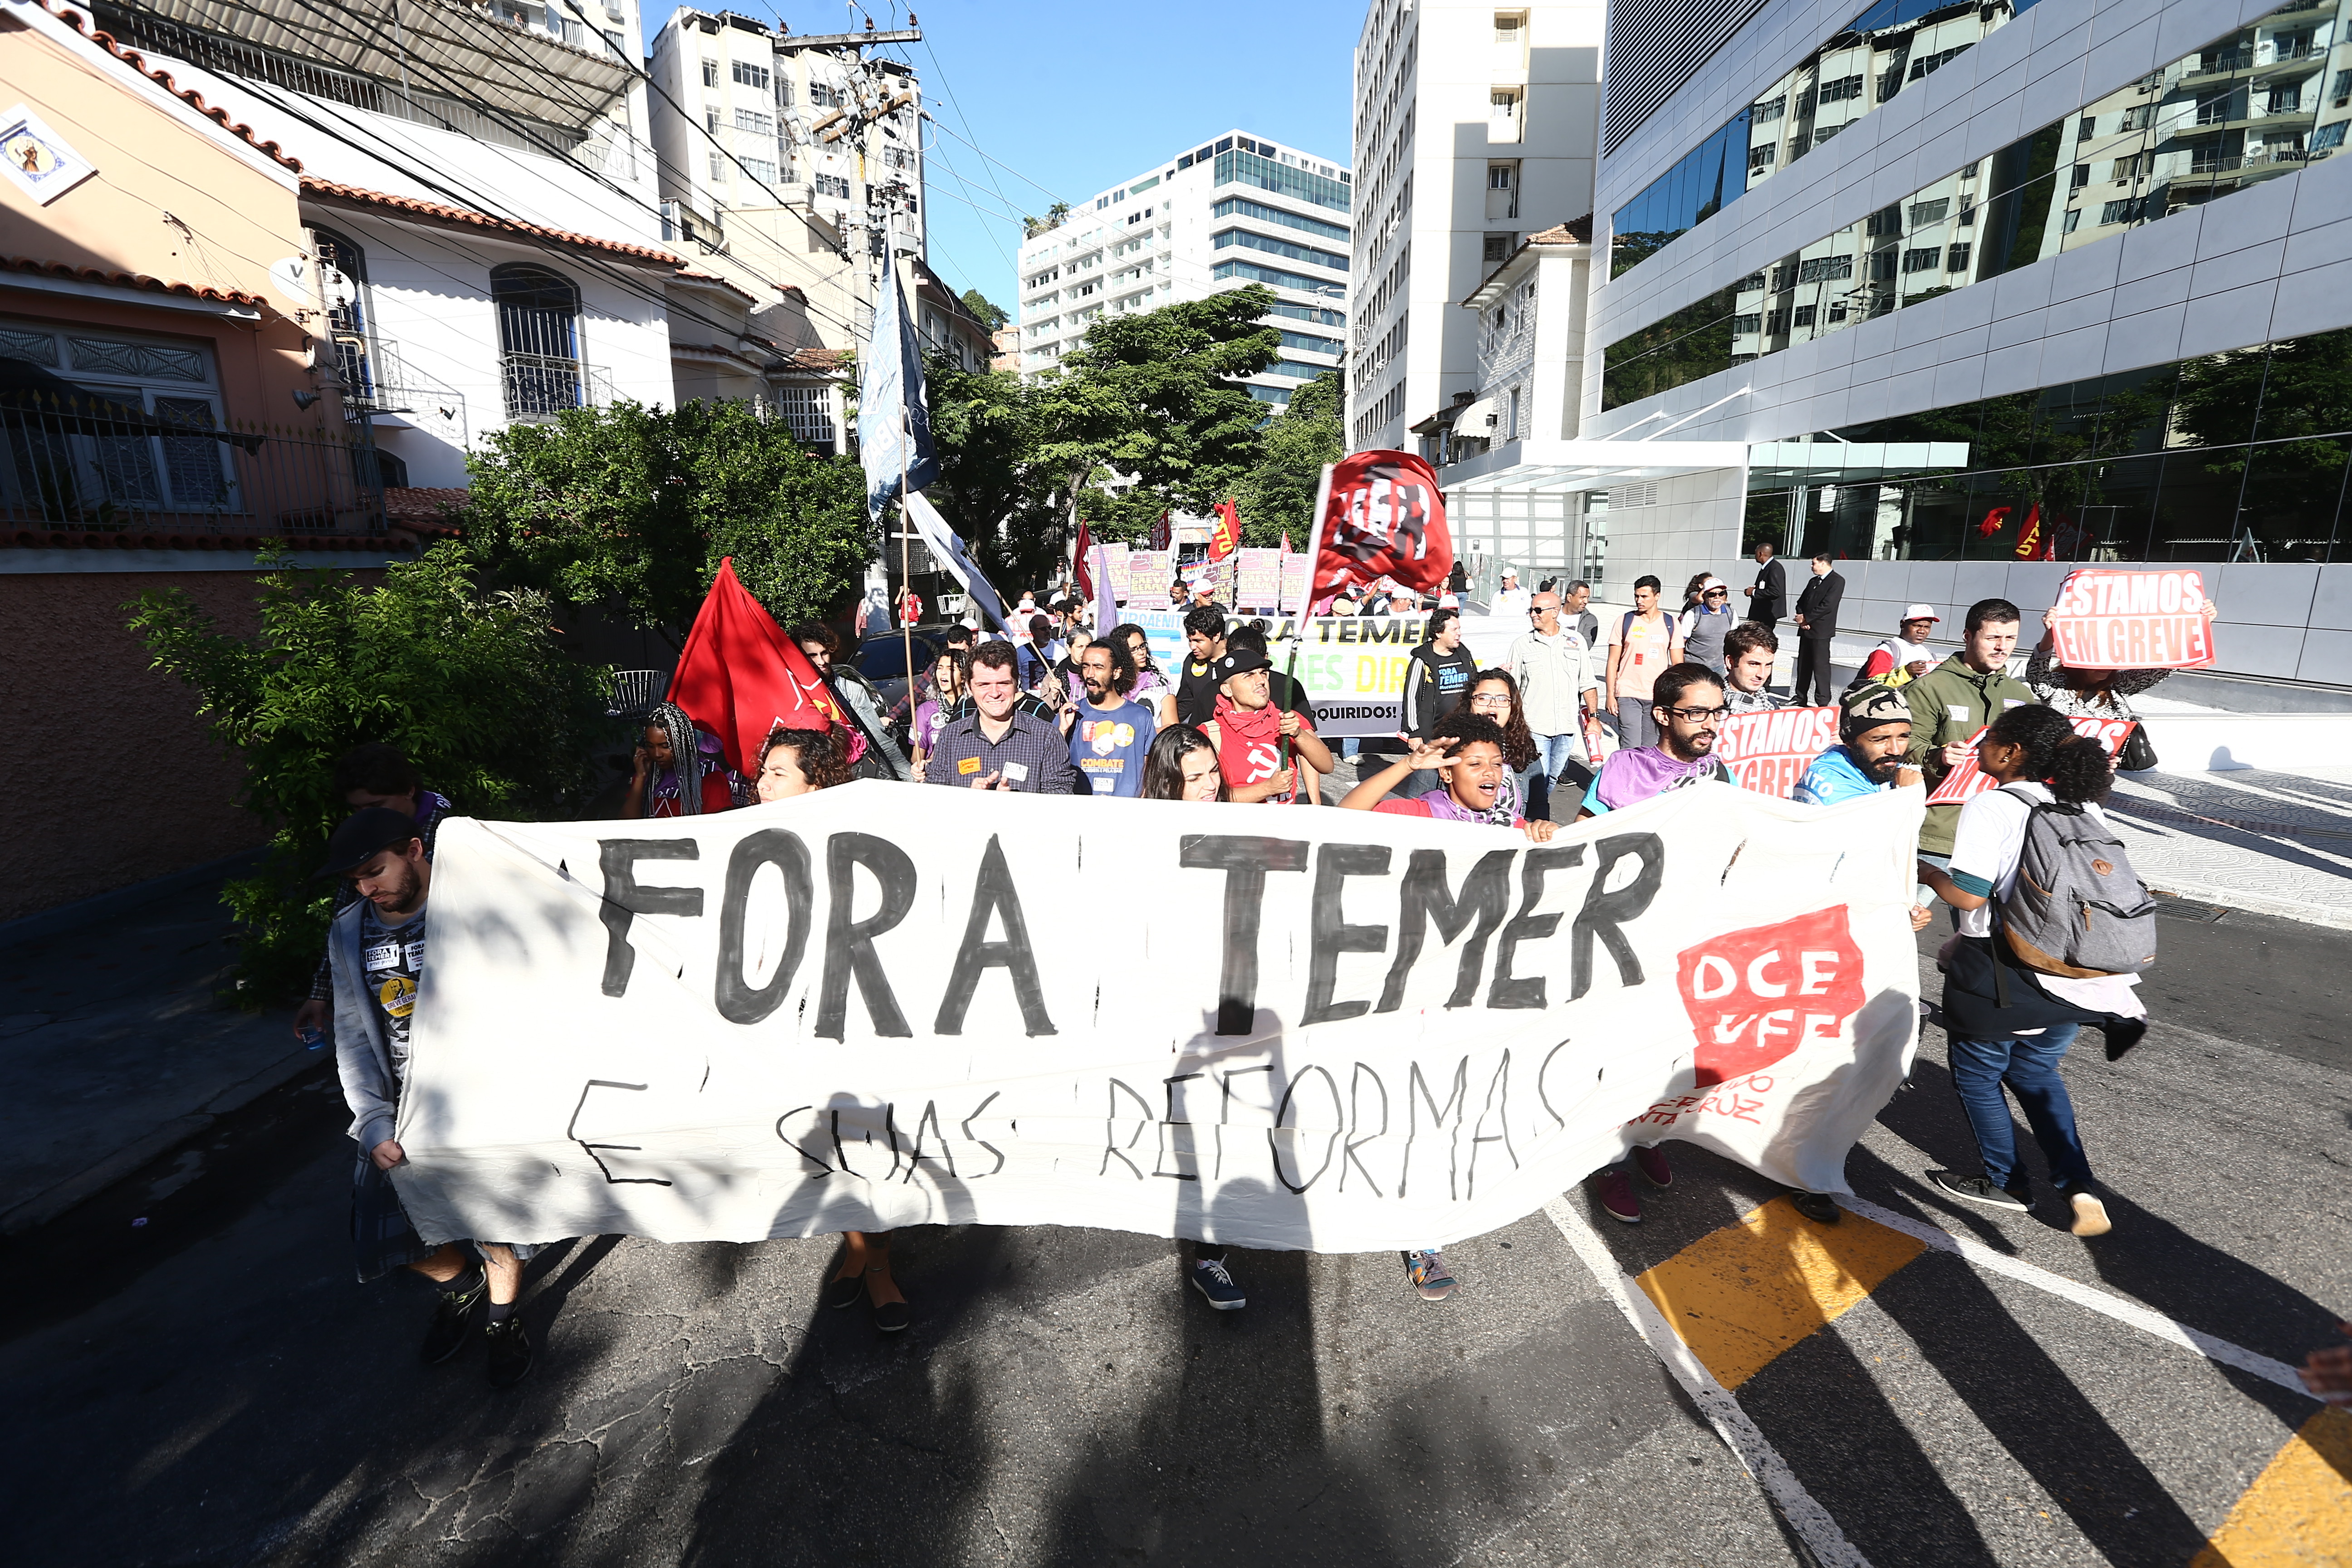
top-left (2067, 1191), bottom-right (2113, 1237)
top-left (1633, 1144), bottom-right (1673, 1188)
top-left (1788, 1191), bottom-right (1841, 1225)
top-left (421, 1276), bottom-right (485, 1365)
top-left (1403, 1249), bottom-right (1456, 1301)
top-left (1929, 1169), bottom-right (2029, 1213)
top-left (1595, 1167), bottom-right (1642, 1224)
top-left (1191, 1259), bottom-right (1247, 1312)
top-left (484, 1316), bottom-right (534, 1388)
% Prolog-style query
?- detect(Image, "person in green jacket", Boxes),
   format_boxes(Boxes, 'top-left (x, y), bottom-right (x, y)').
top-left (1903, 597), bottom-right (2037, 862)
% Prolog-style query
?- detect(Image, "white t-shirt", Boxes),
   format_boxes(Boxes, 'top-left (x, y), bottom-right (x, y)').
top-left (1949, 781), bottom-right (2144, 1017)
top-left (1491, 586), bottom-right (1531, 617)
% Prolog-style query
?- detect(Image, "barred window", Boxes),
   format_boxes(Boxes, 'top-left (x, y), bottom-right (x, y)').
top-left (776, 385), bottom-right (834, 446)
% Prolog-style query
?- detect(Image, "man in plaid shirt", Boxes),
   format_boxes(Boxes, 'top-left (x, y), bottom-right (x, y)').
top-left (923, 642), bottom-right (1081, 794)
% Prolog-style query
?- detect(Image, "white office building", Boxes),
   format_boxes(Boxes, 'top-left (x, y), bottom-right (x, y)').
top-left (1585, 0), bottom-right (2352, 684)
top-left (1349, 0), bottom-right (1607, 593)
top-left (1014, 131), bottom-right (1352, 408)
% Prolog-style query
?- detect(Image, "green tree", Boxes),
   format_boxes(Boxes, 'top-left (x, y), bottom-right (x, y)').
top-left (959, 288), bottom-right (1009, 331)
top-left (127, 544), bottom-right (614, 998)
top-left (461, 398), bottom-right (872, 641)
top-left (1236, 369), bottom-right (1343, 547)
top-left (1034, 284), bottom-right (1281, 539)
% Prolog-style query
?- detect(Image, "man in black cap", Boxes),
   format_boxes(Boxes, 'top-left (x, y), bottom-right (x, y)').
top-left (321, 807), bottom-right (537, 1388)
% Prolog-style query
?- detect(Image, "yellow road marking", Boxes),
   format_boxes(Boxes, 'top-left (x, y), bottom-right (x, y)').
top-left (1633, 1195), bottom-right (1926, 1389)
top-left (2189, 1406), bottom-right (2352, 1568)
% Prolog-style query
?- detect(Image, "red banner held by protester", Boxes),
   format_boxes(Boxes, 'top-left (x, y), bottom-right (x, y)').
top-left (1715, 706), bottom-right (1840, 797)
top-left (669, 558), bottom-right (846, 774)
top-left (1072, 517), bottom-right (1096, 602)
top-left (1926, 715), bottom-right (2138, 805)
top-left (1308, 449), bottom-right (1453, 602)
top-left (1208, 499), bottom-right (1241, 563)
top-left (2047, 568), bottom-right (2215, 671)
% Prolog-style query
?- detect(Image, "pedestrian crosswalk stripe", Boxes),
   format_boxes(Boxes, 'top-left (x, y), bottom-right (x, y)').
top-left (1838, 1195), bottom-right (2313, 1396)
top-left (1631, 1195), bottom-right (1927, 1390)
top-left (1544, 1196), bottom-right (1875, 1568)
top-left (2188, 1407), bottom-right (2352, 1568)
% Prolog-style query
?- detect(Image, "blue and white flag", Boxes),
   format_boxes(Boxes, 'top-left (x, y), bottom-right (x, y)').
top-left (903, 490), bottom-right (1009, 634)
top-left (857, 258), bottom-right (938, 521)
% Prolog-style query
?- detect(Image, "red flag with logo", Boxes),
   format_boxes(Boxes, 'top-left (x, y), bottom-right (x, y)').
top-left (1207, 499), bottom-right (1241, 562)
top-left (1309, 449), bottom-right (1453, 600)
top-left (668, 558), bottom-right (846, 774)
top-left (2012, 504), bottom-right (2043, 561)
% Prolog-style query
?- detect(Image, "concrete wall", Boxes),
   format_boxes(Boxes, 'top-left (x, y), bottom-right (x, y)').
top-left (1593, 465), bottom-right (1750, 604)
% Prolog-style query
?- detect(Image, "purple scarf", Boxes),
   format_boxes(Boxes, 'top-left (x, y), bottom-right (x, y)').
top-left (1592, 746), bottom-right (1721, 812)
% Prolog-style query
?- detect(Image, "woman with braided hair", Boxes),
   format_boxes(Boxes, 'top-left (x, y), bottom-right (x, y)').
top-left (623, 701), bottom-right (744, 818)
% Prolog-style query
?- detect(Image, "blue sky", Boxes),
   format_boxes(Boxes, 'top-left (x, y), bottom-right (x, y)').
top-left (644, 0), bottom-right (1363, 312)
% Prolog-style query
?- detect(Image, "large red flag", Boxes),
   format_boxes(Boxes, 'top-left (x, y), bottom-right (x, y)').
top-left (668, 558), bottom-right (846, 774)
top-left (2012, 504), bottom-right (2043, 561)
top-left (1207, 499), bottom-right (1241, 562)
top-left (1310, 450), bottom-right (1452, 601)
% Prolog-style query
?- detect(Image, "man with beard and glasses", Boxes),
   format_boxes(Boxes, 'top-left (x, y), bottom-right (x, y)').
top-left (1573, 663), bottom-right (1734, 1225)
top-left (1795, 682), bottom-right (1926, 805)
top-left (925, 642), bottom-right (1082, 794)
top-left (323, 808), bottom-right (544, 1387)
top-left (1064, 635), bottom-right (1158, 797)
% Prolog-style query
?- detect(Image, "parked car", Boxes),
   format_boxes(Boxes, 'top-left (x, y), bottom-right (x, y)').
top-left (853, 628), bottom-right (946, 711)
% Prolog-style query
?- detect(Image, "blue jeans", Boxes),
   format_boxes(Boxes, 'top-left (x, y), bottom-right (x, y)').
top-left (1530, 730), bottom-right (1584, 779)
top-left (1947, 1024), bottom-right (2092, 1192)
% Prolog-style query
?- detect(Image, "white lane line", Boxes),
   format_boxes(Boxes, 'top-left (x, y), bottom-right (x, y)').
top-left (1837, 1196), bottom-right (2313, 1398)
top-left (1543, 1197), bottom-right (1874, 1568)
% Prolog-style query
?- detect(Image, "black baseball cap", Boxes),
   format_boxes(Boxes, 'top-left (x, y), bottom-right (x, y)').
top-left (317, 806), bottom-right (426, 878)
top-left (1215, 648), bottom-right (1271, 680)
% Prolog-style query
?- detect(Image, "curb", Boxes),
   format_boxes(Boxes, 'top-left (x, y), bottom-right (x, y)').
top-left (2142, 874), bottom-right (2352, 932)
top-left (0, 1043), bottom-right (331, 1236)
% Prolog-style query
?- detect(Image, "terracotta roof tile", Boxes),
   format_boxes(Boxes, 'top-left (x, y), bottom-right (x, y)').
top-left (5, 526), bottom-right (396, 553)
top-left (776, 346), bottom-right (848, 374)
top-left (2, 254), bottom-right (269, 308)
top-left (382, 486), bottom-right (470, 528)
top-left (300, 178), bottom-right (683, 267)
top-left (1525, 214), bottom-right (1594, 245)
top-left (37, 2), bottom-right (304, 173)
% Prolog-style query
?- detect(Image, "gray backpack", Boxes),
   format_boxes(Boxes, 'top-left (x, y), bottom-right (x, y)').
top-left (1994, 784), bottom-right (2158, 977)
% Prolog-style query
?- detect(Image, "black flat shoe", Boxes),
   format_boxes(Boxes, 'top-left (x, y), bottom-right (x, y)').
top-left (872, 1299), bottom-right (910, 1333)
top-left (2102, 1018), bottom-right (2148, 1062)
top-left (827, 1273), bottom-right (867, 1310)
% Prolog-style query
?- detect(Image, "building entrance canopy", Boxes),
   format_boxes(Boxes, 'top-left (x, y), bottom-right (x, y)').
top-left (1437, 438), bottom-right (1969, 493)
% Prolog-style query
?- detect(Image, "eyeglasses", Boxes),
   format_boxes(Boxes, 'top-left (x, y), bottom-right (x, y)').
top-left (1705, 588), bottom-right (1729, 597)
top-left (1657, 705), bottom-right (1730, 721)
top-left (1469, 694), bottom-right (1512, 708)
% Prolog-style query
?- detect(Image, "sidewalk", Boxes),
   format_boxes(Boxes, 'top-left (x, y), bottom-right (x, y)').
top-left (0, 877), bottom-right (324, 1234)
top-left (2106, 766), bottom-right (2352, 929)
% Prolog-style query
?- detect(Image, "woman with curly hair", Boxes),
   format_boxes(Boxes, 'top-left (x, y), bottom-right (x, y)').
top-left (752, 726), bottom-right (854, 801)
top-left (1456, 668), bottom-right (1544, 818)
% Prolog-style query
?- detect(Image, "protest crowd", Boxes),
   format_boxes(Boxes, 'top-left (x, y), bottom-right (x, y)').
top-left (302, 427), bottom-right (2234, 1393)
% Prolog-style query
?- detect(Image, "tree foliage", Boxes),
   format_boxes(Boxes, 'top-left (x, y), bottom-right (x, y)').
top-left (461, 398), bottom-right (872, 640)
top-left (1236, 370), bottom-right (1343, 548)
top-left (959, 288), bottom-right (1009, 330)
top-left (127, 545), bottom-right (614, 998)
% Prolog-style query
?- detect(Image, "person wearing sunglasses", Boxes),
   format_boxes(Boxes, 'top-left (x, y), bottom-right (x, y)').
top-left (1676, 578), bottom-right (1740, 676)
top-left (1508, 591), bottom-right (1601, 807)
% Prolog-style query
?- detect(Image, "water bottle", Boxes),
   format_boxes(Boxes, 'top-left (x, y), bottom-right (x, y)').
top-left (299, 1027), bottom-right (328, 1052)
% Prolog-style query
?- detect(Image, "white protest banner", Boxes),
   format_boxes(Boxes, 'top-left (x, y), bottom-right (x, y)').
top-left (2048, 568), bottom-right (2214, 670)
top-left (1280, 553), bottom-right (1312, 612)
top-left (1716, 707), bottom-right (1839, 797)
top-left (390, 783), bottom-right (1924, 1254)
top-left (1926, 715), bottom-right (2138, 804)
top-left (1236, 548), bottom-right (1282, 609)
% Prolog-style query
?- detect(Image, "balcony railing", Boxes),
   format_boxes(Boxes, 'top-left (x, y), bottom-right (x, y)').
top-left (501, 352), bottom-right (612, 423)
top-left (1, 387), bottom-right (386, 537)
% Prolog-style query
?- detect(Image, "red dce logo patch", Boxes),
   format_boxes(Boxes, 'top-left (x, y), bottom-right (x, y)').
top-left (1676, 907), bottom-right (1867, 1087)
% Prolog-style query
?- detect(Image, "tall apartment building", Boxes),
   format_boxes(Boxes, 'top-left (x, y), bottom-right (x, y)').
top-left (1014, 131), bottom-right (1352, 408)
top-left (1587, 0), bottom-right (2352, 684)
top-left (1347, 1), bottom-right (1607, 453)
top-left (646, 10), bottom-right (929, 448)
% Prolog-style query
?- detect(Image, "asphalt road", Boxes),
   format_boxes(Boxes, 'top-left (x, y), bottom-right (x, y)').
top-left (3, 900), bottom-right (2345, 1567)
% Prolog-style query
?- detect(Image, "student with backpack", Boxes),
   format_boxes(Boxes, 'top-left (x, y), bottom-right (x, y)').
top-left (1912, 705), bottom-right (2156, 1238)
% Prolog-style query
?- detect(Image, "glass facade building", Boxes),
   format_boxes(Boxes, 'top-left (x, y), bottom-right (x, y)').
top-left (1604, 0), bottom-right (2352, 410)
